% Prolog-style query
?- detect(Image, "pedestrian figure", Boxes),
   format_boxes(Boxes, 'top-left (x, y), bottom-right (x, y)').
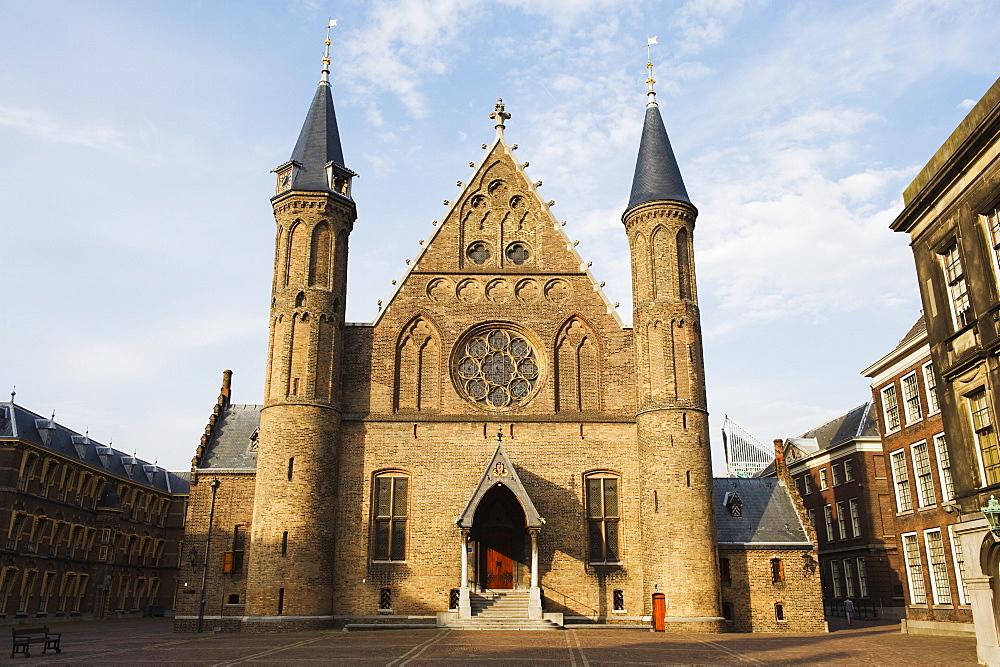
top-left (844, 597), bottom-right (855, 626)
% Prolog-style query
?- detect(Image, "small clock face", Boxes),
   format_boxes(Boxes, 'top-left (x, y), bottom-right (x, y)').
top-left (277, 169), bottom-right (292, 193)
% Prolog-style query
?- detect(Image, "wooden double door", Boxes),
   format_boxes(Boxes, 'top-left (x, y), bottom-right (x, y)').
top-left (480, 529), bottom-right (516, 589)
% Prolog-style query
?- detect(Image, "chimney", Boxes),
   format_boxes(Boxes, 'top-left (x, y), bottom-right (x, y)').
top-left (773, 438), bottom-right (818, 545)
top-left (220, 369), bottom-right (233, 408)
top-left (773, 439), bottom-right (793, 487)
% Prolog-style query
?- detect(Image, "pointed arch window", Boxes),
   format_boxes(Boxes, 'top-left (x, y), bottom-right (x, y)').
top-left (372, 473), bottom-right (409, 562)
top-left (676, 227), bottom-right (692, 300)
top-left (586, 473), bottom-right (620, 564)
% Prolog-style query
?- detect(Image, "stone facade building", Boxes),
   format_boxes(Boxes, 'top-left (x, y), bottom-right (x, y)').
top-left (0, 400), bottom-right (188, 622)
top-left (175, 48), bottom-right (824, 633)
top-left (890, 76), bottom-right (1000, 664)
top-left (863, 316), bottom-right (974, 636)
top-left (778, 404), bottom-right (907, 619)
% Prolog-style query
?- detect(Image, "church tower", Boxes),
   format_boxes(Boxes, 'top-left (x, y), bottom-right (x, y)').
top-left (622, 59), bottom-right (722, 627)
top-left (244, 25), bottom-right (356, 630)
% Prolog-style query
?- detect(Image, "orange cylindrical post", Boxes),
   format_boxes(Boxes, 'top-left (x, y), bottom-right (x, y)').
top-left (652, 592), bottom-right (666, 632)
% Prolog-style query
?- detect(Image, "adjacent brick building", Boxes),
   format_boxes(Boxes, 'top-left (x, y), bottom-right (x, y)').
top-left (0, 400), bottom-right (188, 622)
top-left (863, 315), bottom-right (973, 636)
top-left (176, 46), bottom-right (825, 633)
top-left (890, 76), bottom-right (1000, 664)
top-left (717, 442), bottom-right (825, 633)
top-left (779, 403), bottom-right (907, 619)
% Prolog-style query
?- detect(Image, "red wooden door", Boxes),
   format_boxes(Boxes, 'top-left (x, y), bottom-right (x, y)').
top-left (483, 531), bottom-right (515, 589)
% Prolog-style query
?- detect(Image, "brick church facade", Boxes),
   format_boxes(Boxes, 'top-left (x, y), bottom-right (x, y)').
top-left (175, 46), bottom-right (824, 633)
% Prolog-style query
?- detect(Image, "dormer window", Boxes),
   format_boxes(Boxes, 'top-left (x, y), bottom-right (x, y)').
top-left (326, 163), bottom-right (357, 198)
top-left (724, 491), bottom-right (743, 517)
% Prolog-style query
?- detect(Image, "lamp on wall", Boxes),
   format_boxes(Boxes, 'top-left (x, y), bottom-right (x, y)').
top-left (981, 495), bottom-right (1000, 537)
top-left (801, 553), bottom-right (817, 576)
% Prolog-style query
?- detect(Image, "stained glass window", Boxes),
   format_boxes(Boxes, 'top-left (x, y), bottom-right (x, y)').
top-left (467, 242), bottom-right (491, 265)
top-left (506, 242), bottom-right (530, 265)
top-left (586, 475), bottom-right (620, 563)
top-left (456, 328), bottom-right (538, 408)
top-left (373, 475), bottom-right (408, 561)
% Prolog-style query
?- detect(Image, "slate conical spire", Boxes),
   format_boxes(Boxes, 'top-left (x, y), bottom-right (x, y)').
top-left (625, 53), bottom-right (690, 211)
top-left (284, 23), bottom-right (348, 193)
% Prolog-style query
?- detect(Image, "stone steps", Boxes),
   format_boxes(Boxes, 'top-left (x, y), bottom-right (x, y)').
top-left (438, 591), bottom-right (563, 629)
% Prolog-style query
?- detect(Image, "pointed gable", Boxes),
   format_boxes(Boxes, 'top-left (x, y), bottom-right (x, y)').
top-left (373, 119), bottom-right (620, 325)
top-left (412, 140), bottom-right (582, 274)
top-left (457, 443), bottom-right (543, 529)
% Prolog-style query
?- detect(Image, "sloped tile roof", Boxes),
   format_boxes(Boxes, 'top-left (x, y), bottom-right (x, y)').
top-left (198, 404), bottom-right (260, 470)
top-left (626, 103), bottom-right (691, 210)
top-left (0, 402), bottom-right (188, 494)
top-left (715, 477), bottom-right (811, 546)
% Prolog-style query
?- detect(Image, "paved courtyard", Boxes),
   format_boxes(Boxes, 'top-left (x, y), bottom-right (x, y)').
top-left (5, 618), bottom-right (977, 665)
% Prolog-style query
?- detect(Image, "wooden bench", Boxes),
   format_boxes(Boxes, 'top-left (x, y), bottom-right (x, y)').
top-left (11, 625), bottom-right (61, 658)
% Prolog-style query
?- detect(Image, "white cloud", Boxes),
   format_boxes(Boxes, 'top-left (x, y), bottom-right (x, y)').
top-left (959, 97), bottom-right (977, 110)
top-left (339, 0), bottom-right (486, 119)
top-left (0, 104), bottom-right (126, 152)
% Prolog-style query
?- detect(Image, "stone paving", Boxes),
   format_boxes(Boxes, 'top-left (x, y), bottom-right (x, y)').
top-left (3, 617), bottom-right (977, 665)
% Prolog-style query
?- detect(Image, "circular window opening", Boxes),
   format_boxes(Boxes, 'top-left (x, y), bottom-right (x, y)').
top-left (454, 326), bottom-right (540, 410)
top-left (466, 242), bottom-right (492, 265)
top-left (506, 242), bottom-right (530, 265)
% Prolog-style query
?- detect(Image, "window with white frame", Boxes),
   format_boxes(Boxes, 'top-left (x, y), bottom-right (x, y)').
top-left (843, 458), bottom-right (854, 482)
top-left (819, 468), bottom-right (828, 490)
top-left (911, 441), bottom-right (935, 507)
top-left (802, 474), bottom-right (813, 494)
top-left (836, 501), bottom-right (847, 540)
top-left (949, 525), bottom-right (970, 605)
top-left (902, 372), bottom-right (923, 424)
top-left (857, 557), bottom-right (869, 596)
top-left (882, 384), bottom-right (901, 431)
top-left (832, 464), bottom-right (841, 486)
top-left (924, 529), bottom-right (952, 605)
top-left (983, 206), bottom-right (1000, 284)
top-left (969, 389), bottom-right (1000, 486)
top-left (830, 560), bottom-right (842, 597)
top-left (941, 242), bottom-right (972, 329)
top-left (807, 508), bottom-right (816, 527)
top-left (923, 362), bottom-right (940, 414)
top-left (844, 559), bottom-right (856, 597)
top-left (902, 532), bottom-right (927, 604)
top-left (890, 449), bottom-right (913, 512)
top-left (824, 504), bottom-right (835, 542)
top-left (934, 433), bottom-right (955, 501)
top-left (849, 498), bottom-right (861, 538)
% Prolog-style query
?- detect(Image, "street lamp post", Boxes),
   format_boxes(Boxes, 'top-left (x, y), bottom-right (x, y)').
top-left (196, 478), bottom-right (221, 633)
top-left (982, 495), bottom-right (1000, 538)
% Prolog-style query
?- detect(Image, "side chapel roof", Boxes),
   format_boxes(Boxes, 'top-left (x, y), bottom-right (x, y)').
top-left (715, 477), bottom-right (812, 547)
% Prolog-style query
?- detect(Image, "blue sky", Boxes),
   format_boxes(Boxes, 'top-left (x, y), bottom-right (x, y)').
top-left (2, 0), bottom-right (999, 472)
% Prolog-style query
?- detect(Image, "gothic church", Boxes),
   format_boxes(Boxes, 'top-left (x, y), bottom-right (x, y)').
top-left (175, 42), bottom-right (823, 633)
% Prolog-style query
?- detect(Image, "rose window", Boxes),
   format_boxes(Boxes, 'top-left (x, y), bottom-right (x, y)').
top-left (456, 329), bottom-right (539, 408)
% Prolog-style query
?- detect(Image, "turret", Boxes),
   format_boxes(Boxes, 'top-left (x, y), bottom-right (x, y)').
top-left (244, 21), bottom-right (355, 630)
top-left (622, 54), bottom-right (722, 628)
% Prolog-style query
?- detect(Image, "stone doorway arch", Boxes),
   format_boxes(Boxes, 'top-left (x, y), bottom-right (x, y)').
top-left (472, 484), bottom-right (526, 590)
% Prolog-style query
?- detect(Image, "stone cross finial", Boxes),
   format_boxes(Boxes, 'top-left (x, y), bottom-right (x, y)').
top-left (490, 99), bottom-right (511, 131)
top-left (497, 426), bottom-right (503, 442)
